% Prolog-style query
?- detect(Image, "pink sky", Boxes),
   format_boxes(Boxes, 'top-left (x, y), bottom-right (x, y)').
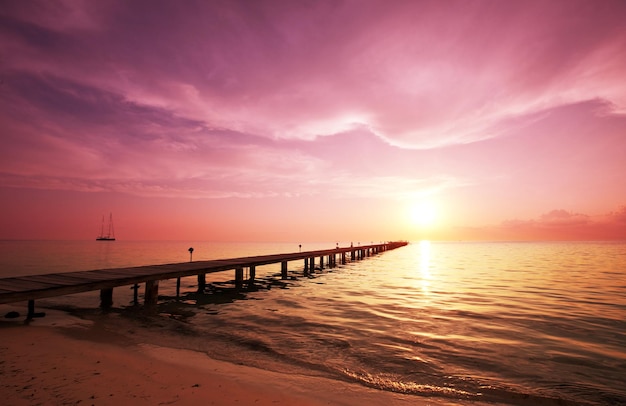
top-left (1, 0), bottom-right (625, 242)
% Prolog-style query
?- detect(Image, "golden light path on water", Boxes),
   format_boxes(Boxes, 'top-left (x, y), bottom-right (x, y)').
top-left (418, 240), bottom-right (432, 296)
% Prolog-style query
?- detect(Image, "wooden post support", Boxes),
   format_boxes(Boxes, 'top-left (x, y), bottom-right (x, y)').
top-left (176, 277), bottom-right (181, 299)
top-left (235, 267), bottom-right (244, 289)
top-left (320, 256), bottom-right (324, 270)
top-left (309, 257), bottom-right (315, 273)
top-left (132, 284), bottom-right (139, 305)
top-left (197, 273), bottom-right (206, 293)
top-left (27, 299), bottom-right (35, 319)
top-left (303, 258), bottom-right (309, 275)
top-left (281, 261), bottom-right (288, 279)
top-left (341, 252), bottom-right (346, 264)
top-left (100, 288), bottom-right (113, 309)
top-left (145, 280), bottom-right (159, 307)
top-left (249, 265), bottom-right (256, 283)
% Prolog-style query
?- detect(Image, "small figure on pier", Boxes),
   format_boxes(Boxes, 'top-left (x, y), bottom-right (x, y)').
top-left (188, 247), bottom-right (194, 262)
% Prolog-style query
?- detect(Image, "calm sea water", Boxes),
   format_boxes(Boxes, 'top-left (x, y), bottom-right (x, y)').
top-left (1, 240), bottom-right (625, 405)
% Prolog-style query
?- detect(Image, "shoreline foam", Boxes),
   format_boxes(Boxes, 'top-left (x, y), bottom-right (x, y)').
top-left (1, 307), bottom-right (472, 406)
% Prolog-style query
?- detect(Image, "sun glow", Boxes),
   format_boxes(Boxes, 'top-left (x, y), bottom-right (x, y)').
top-left (410, 201), bottom-right (438, 227)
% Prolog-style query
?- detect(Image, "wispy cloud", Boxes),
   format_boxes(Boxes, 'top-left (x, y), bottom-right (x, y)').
top-left (456, 206), bottom-right (626, 241)
top-left (1, 1), bottom-right (626, 240)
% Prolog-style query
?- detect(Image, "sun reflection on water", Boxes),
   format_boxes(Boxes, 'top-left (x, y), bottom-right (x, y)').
top-left (419, 240), bottom-right (431, 295)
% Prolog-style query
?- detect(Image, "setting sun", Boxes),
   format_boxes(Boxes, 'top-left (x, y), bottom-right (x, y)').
top-left (411, 201), bottom-right (438, 227)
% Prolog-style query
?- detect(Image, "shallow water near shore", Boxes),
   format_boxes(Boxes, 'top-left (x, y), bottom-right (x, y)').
top-left (2, 240), bottom-right (625, 405)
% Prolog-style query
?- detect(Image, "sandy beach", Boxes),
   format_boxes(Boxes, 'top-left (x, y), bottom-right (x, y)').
top-left (1, 306), bottom-right (463, 406)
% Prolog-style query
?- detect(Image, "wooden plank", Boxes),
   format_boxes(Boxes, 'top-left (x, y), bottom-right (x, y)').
top-left (21, 274), bottom-right (95, 286)
top-left (0, 278), bottom-right (58, 292)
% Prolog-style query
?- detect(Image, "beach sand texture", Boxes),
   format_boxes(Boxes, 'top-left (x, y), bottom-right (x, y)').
top-left (1, 307), bottom-right (465, 406)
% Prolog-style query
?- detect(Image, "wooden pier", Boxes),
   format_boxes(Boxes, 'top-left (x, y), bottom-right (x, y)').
top-left (0, 242), bottom-right (408, 318)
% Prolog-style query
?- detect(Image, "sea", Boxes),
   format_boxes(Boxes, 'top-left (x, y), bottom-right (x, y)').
top-left (1, 240), bottom-right (625, 405)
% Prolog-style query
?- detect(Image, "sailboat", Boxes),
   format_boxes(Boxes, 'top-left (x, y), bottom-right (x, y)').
top-left (96, 213), bottom-right (116, 241)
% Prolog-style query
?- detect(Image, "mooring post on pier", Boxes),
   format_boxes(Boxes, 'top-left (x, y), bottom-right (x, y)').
top-left (99, 288), bottom-right (113, 309)
top-left (281, 261), bottom-right (288, 279)
top-left (145, 280), bottom-right (159, 307)
top-left (235, 267), bottom-right (244, 289)
top-left (197, 273), bottom-right (206, 293)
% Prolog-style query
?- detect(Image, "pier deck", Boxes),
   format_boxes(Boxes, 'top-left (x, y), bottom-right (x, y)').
top-left (0, 242), bottom-right (408, 316)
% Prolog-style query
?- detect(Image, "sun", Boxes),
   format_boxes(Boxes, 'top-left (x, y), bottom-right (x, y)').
top-left (410, 201), bottom-right (438, 227)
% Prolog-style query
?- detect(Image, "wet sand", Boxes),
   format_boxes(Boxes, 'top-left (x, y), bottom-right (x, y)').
top-left (0, 307), bottom-right (464, 406)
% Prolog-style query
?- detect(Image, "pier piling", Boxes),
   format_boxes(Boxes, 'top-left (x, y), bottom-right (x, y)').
top-left (197, 273), bottom-right (206, 293)
top-left (281, 261), bottom-right (288, 280)
top-left (100, 288), bottom-right (113, 309)
top-left (145, 280), bottom-right (159, 307)
top-left (235, 267), bottom-right (244, 289)
top-left (249, 265), bottom-right (256, 284)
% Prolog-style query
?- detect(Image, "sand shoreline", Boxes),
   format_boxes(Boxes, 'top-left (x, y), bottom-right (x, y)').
top-left (1, 307), bottom-right (468, 406)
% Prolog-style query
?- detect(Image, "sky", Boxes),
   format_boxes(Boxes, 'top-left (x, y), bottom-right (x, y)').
top-left (1, 0), bottom-right (625, 242)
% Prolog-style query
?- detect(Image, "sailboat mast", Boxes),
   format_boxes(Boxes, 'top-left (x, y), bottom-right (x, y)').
top-left (108, 213), bottom-right (115, 238)
top-left (97, 213), bottom-right (116, 240)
